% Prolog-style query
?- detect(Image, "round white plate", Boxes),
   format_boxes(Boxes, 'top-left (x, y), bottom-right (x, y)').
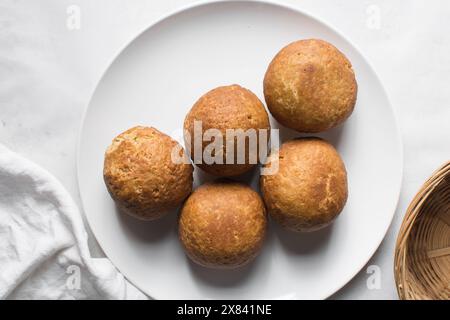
top-left (78, 0), bottom-right (402, 299)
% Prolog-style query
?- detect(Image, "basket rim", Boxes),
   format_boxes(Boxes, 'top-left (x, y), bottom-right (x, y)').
top-left (394, 161), bottom-right (450, 300)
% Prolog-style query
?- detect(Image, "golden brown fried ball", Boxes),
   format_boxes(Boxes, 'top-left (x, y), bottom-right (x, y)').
top-left (179, 181), bottom-right (267, 268)
top-left (184, 85), bottom-right (270, 177)
top-left (103, 126), bottom-right (193, 220)
top-left (260, 138), bottom-right (348, 232)
top-left (264, 39), bottom-right (357, 133)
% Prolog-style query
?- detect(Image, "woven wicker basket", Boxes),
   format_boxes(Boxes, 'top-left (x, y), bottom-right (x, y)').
top-left (394, 161), bottom-right (450, 300)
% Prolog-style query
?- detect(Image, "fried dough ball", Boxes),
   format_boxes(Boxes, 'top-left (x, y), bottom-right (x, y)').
top-left (260, 138), bottom-right (348, 232)
top-left (103, 126), bottom-right (193, 220)
top-left (264, 39), bottom-right (357, 133)
top-left (184, 85), bottom-right (270, 176)
top-left (179, 181), bottom-right (267, 268)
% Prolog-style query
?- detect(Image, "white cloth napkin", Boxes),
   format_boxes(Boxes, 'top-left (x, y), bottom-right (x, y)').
top-left (0, 145), bottom-right (146, 299)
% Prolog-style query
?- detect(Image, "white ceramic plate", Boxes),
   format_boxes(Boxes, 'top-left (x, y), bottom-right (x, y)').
top-left (78, 0), bottom-right (402, 299)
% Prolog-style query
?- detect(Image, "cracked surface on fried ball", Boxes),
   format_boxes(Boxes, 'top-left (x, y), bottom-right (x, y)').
top-left (179, 181), bottom-right (267, 268)
top-left (184, 84), bottom-right (270, 177)
top-left (103, 126), bottom-right (193, 220)
top-left (264, 39), bottom-right (357, 133)
top-left (260, 138), bottom-right (348, 232)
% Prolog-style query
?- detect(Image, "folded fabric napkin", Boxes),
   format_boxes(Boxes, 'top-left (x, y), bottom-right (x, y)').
top-left (0, 145), bottom-right (146, 299)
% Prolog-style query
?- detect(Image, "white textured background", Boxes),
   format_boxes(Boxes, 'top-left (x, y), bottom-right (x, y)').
top-left (1, 0), bottom-right (449, 299)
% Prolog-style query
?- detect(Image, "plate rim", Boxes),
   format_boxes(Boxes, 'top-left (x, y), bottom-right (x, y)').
top-left (76, 0), bottom-right (404, 299)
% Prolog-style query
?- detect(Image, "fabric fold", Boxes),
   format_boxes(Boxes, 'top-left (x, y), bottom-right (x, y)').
top-left (0, 145), bottom-right (146, 300)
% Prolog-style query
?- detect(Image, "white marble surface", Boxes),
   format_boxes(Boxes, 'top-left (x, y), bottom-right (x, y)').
top-left (1, 0), bottom-right (449, 299)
